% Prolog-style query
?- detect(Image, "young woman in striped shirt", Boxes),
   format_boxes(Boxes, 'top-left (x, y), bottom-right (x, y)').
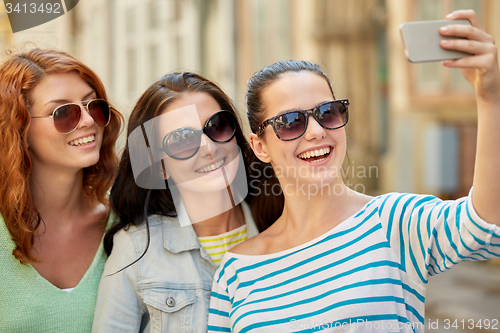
top-left (208, 10), bottom-right (500, 333)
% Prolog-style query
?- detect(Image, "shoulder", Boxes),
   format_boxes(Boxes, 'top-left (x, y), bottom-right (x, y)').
top-left (374, 192), bottom-right (442, 212)
top-left (121, 214), bottom-right (173, 236)
top-left (0, 214), bottom-right (10, 240)
top-left (229, 233), bottom-right (269, 255)
top-left (229, 224), bottom-right (280, 255)
top-left (110, 215), bottom-right (176, 255)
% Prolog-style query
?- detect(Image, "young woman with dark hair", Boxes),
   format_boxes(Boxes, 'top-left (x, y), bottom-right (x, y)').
top-left (208, 10), bottom-right (500, 332)
top-left (93, 72), bottom-right (275, 332)
top-left (0, 48), bottom-right (123, 332)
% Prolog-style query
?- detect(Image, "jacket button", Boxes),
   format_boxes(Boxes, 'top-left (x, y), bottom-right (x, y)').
top-left (166, 297), bottom-right (175, 307)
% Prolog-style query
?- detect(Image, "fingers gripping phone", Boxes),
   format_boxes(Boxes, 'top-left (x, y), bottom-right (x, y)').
top-left (399, 19), bottom-right (472, 63)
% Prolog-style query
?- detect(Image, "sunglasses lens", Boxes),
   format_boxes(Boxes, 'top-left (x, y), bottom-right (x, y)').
top-left (53, 104), bottom-right (81, 134)
top-left (275, 112), bottom-right (306, 140)
top-left (205, 112), bottom-right (236, 142)
top-left (88, 100), bottom-right (110, 127)
top-left (166, 129), bottom-right (199, 159)
top-left (317, 101), bottom-right (348, 129)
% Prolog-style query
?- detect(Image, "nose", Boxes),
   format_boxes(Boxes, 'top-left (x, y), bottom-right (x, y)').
top-left (77, 104), bottom-right (95, 128)
top-left (198, 133), bottom-right (219, 158)
top-left (303, 115), bottom-right (326, 141)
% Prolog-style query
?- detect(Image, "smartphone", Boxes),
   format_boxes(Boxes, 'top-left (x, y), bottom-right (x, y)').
top-left (399, 19), bottom-right (472, 63)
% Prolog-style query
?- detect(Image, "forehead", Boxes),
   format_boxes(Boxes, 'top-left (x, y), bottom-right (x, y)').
top-left (261, 71), bottom-right (333, 117)
top-left (154, 91), bottom-right (222, 133)
top-left (31, 72), bottom-right (93, 104)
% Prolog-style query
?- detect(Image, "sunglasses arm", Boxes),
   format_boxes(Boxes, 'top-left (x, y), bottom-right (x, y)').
top-left (256, 119), bottom-right (272, 136)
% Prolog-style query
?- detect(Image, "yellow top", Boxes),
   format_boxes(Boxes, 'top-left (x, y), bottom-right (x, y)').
top-left (198, 224), bottom-right (248, 265)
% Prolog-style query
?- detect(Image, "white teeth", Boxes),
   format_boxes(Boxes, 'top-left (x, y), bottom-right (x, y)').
top-left (197, 159), bottom-right (225, 173)
top-left (69, 135), bottom-right (95, 147)
top-left (298, 146), bottom-right (331, 160)
top-left (311, 157), bottom-right (327, 163)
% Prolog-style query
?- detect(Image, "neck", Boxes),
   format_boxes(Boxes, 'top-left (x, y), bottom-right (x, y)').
top-left (176, 187), bottom-right (244, 237)
top-left (30, 163), bottom-right (89, 226)
top-left (177, 185), bottom-right (233, 223)
top-left (277, 177), bottom-right (359, 234)
top-left (192, 205), bottom-right (244, 237)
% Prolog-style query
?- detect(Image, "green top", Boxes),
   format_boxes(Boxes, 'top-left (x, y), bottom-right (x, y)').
top-left (0, 212), bottom-right (116, 333)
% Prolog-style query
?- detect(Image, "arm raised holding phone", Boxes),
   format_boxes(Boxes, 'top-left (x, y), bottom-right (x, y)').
top-left (439, 9), bottom-right (500, 226)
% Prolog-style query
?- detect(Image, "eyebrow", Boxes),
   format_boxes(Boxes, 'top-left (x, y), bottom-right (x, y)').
top-left (43, 90), bottom-right (96, 108)
top-left (276, 100), bottom-right (332, 116)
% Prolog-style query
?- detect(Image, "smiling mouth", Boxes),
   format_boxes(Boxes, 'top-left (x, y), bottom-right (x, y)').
top-left (297, 146), bottom-right (331, 163)
top-left (69, 135), bottom-right (95, 147)
top-left (195, 158), bottom-right (226, 173)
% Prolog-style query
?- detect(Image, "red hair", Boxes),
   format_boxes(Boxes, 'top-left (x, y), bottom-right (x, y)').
top-left (0, 48), bottom-right (123, 264)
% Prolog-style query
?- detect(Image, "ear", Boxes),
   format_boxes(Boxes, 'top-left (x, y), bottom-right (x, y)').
top-left (249, 133), bottom-right (271, 163)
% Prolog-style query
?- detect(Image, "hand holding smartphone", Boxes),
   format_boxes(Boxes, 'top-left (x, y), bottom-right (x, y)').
top-left (399, 19), bottom-right (472, 63)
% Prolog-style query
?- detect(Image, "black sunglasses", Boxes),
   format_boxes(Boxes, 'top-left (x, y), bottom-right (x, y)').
top-left (31, 99), bottom-right (111, 134)
top-left (256, 99), bottom-right (349, 141)
top-left (160, 110), bottom-right (237, 160)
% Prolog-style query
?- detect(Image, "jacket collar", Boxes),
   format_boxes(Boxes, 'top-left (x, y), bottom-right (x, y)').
top-left (162, 199), bottom-right (258, 254)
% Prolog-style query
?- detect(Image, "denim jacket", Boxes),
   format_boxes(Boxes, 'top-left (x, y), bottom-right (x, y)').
top-left (92, 201), bottom-right (258, 333)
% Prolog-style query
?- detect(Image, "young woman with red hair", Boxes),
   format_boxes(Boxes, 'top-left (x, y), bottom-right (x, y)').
top-left (0, 48), bottom-right (123, 332)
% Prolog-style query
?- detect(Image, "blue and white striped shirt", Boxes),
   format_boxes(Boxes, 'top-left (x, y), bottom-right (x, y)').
top-left (208, 191), bottom-right (500, 332)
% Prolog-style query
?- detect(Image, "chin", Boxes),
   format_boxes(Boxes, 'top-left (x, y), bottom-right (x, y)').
top-left (300, 176), bottom-right (335, 187)
top-left (177, 176), bottom-right (232, 193)
top-left (79, 155), bottom-right (101, 169)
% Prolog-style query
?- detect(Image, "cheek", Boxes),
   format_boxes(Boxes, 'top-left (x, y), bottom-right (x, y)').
top-left (26, 130), bottom-right (34, 148)
top-left (26, 123), bottom-right (51, 149)
top-left (162, 158), bottom-right (194, 180)
top-left (97, 127), bottom-right (105, 144)
top-left (162, 158), bottom-right (177, 175)
top-left (339, 132), bottom-right (347, 150)
top-left (267, 141), bottom-right (297, 166)
top-left (26, 122), bottom-right (41, 147)
top-left (224, 138), bottom-right (239, 155)
top-left (331, 129), bottom-right (347, 146)
top-left (332, 131), bottom-right (347, 163)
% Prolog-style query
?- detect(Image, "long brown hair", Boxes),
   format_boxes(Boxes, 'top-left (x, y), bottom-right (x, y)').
top-left (0, 48), bottom-right (123, 264)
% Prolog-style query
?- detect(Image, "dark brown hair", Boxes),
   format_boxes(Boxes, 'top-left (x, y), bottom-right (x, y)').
top-left (0, 48), bottom-right (123, 264)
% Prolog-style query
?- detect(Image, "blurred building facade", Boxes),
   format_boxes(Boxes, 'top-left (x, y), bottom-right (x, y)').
top-left (1, 0), bottom-right (500, 201)
top-left (0, 4), bottom-right (11, 46)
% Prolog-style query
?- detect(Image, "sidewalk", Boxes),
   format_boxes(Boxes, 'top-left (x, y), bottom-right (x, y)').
top-left (425, 261), bottom-right (500, 332)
